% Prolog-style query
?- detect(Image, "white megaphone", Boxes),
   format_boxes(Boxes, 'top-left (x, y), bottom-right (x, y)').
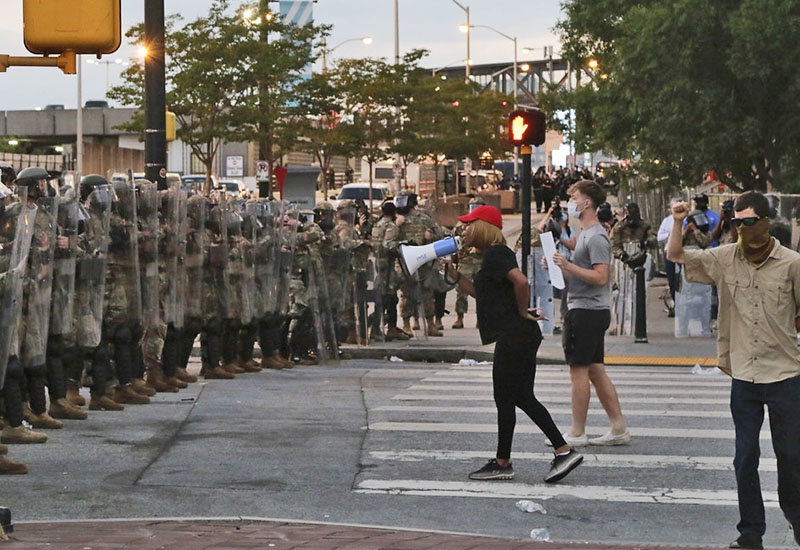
top-left (400, 236), bottom-right (462, 277)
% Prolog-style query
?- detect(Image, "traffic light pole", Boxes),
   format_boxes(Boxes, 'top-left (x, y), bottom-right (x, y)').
top-left (520, 144), bottom-right (532, 292)
top-left (144, 0), bottom-right (167, 190)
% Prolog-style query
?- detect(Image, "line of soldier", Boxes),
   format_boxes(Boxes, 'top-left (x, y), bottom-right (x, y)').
top-left (0, 167), bottom-right (476, 475)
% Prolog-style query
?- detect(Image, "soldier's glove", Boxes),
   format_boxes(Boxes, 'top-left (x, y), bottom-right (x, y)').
top-left (624, 251), bottom-right (646, 269)
top-left (619, 252), bottom-right (629, 263)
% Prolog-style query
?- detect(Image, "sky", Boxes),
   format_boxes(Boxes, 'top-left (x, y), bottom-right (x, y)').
top-left (0, 0), bottom-right (564, 111)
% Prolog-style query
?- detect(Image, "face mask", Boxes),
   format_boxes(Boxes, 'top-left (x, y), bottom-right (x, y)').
top-left (567, 200), bottom-right (580, 219)
top-left (737, 218), bottom-right (773, 264)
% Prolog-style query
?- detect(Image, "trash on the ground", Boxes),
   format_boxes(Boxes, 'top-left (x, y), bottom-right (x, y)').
top-left (691, 363), bottom-right (719, 376)
top-left (515, 500), bottom-right (546, 514)
top-left (389, 356), bottom-right (404, 362)
top-left (529, 527), bottom-right (551, 541)
top-left (457, 358), bottom-right (491, 366)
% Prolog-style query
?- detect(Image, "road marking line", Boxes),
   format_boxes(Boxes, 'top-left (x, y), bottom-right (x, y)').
top-left (406, 384), bottom-right (729, 396)
top-left (373, 405), bottom-right (732, 418)
top-left (392, 394), bottom-right (731, 405)
top-left (368, 421), bottom-right (768, 440)
top-left (354, 479), bottom-right (777, 507)
top-left (366, 449), bottom-right (773, 471)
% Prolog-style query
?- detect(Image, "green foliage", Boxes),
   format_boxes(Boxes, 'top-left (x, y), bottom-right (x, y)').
top-left (556, 0), bottom-right (800, 191)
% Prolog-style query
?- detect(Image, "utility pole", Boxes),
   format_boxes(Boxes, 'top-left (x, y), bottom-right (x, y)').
top-left (144, 0), bottom-right (167, 189)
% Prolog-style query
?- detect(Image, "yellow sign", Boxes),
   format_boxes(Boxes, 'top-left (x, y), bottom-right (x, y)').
top-left (23, 0), bottom-right (121, 56)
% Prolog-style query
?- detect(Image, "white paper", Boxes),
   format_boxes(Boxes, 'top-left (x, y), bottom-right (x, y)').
top-left (539, 231), bottom-right (565, 290)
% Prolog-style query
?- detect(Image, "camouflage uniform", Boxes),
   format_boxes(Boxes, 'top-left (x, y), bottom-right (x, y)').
top-left (452, 220), bottom-right (482, 328)
top-left (286, 217), bottom-right (324, 362)
top-left (370, 210), bottom-right (407, 340)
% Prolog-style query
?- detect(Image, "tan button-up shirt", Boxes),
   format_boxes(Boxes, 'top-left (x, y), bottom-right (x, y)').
top-left (684, 239), bottom-right (800, 383)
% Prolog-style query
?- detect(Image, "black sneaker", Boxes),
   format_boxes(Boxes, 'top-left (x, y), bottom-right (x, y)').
top-left (729, 533), bottom-right (763, 550)
top-left (543, 449), bottom-right (583, 483)
top-left (468, 459), bottom-right (514, 480)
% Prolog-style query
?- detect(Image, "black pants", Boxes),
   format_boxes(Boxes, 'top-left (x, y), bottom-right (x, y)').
top-left (492, 321), bottom-right (565, 459)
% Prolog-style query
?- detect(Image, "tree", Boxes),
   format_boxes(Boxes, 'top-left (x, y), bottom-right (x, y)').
top-left (556, 0), bottom-right (800, 191)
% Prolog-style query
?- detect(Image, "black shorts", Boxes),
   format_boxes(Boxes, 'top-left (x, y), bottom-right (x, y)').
top-left (562, 308), bottom-right (610, 366)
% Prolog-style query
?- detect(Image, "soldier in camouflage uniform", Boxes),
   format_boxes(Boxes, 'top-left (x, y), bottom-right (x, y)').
top-left (396, 191), bottom-right (445, 337)
top-left (315, 202), bottom-right (348, 344)
top-left (451, 198), bottom-right (485, 329)
top-left (370, 201), bottom-right (409, 341)
top-left (284, 209), bottom-right (326, 364)
top-left (1, 171), bottom-right (51, 444)
top-left (100, 178), bottom-right (148, 407)
top-left (334, 200), bottom-right (371, 344)
top-left (199, 201), bottom-right (234, 379)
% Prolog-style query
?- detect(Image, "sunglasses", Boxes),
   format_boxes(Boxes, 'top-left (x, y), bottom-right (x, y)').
top-left (731, 216), bottom-right (761, 227)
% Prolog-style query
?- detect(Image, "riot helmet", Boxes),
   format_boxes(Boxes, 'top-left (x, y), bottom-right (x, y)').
top-left (693, 193), bottom-right (709, 211)
top-left (0, 162), bottom-right (16, 186)
top-left (381, 201), bottom-right (396, 217)
top-left (16, 166), bottom-right (50, 201)
top-left (395, 190), bottom-right (417, 215)
top-left (625, 202), bottom-right (641, 224)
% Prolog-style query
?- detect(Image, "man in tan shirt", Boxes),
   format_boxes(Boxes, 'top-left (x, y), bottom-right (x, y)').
top-left (667, 191), bottom-right (800, 550)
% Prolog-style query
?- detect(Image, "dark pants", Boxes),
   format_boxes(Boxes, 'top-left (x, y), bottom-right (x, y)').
top-left (731, 376), bottom-right (800, 537)
top-left (492, 320), bottom-right (565, 459)
top-left (665, 259), bottom-right (677, 301)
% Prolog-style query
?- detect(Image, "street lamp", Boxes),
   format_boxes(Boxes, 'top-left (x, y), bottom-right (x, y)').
top-left (85, 57), bottom-right (129, 95)
top-left (449, 0), bottom-right (470, 80)
top-left (321, 35), bottom-right (372, 73)
top-left (462, 24), bottom-right (517, 100)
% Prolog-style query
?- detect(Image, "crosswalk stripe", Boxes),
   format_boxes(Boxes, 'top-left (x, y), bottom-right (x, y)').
top-left (367, 449), bottom-right (771, 471)
top-left (368, 421), bottom-right (767, 440)
top-left (373, 405), bottom-right (732, 418)
top-left (354, 479), bottom-right (779, 508)
top-left (393, 393), bottom-right (731, 405)
top-left (406, 384), bottom-right (728, 396)
top-left (424, 373), bottom-right (730, 384)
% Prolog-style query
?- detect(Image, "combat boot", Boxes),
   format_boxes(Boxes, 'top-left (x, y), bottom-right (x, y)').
top-left (386, 326), bottom-right (410, 341)
top-left (402, 318), bottom-right (413, 336)
top-left (114, 384), bottom-right (151, 405)
top-left (452, 314), bottom-right (464, 329)
top-left (222, 362), bottom-right (246, 374)
top-left (164, 375), bottom-right (188, 389)
top-left (146, 364), bottom-right (179, 393)
top-left (89, 390), bottom-right (125, 411)
top-left (202, 365), bottom-right (235, 379)
top-left (48, 398), bottom-right (88, 420)
top-left (345, 328), bottom-right (359, 345)
top-left (434, 317), bottom-right (444, 331)
top-left (131, 378), bottom-right (157, 396)
top-left (262, 355), bottom-right (286, 370)
top-left (1, 425), bottom-right (48, 444)
top-left (66, 379), bottom-right (86, 407)
top-left (174, 367), bottom-right (198, 383)
top-left (23, 404), bottom-right (63, 430)
top-left (239, 360), bottom-right (262, 373)
top-left (0, 456), bottom-right (28, 475)
top-left (426, 317), bottom-right (443, 337)
top-left (412, 317), bottom-right (421, 330)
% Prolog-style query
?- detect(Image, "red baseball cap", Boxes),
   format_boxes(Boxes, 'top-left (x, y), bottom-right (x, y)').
top-left (458, 205), bottom-right (503, 229)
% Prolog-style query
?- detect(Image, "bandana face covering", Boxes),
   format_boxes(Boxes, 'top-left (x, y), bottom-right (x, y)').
top-left (737, 217), bottom-right (773, 264)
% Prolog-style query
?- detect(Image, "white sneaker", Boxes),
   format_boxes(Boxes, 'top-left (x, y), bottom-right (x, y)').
top-left (545, 433), bottom-right (588, 447)
top-left (588, 429), bottom-right (631, 446)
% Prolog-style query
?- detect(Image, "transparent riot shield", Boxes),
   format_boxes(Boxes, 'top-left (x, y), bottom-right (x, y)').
top-left (21, 182), bottom-right (59, 368)
top-left (308, 247), bottom-right (339, 362)
top-left (231, 197), bottom-right (254, 325)
top-left (674, 262), bottom-right (713, 338)
top-left (247, 199), bottom-right (272, 320)
top-left (137, 180), bottom-right (160, 333)
top-left (75, 183), bottom-right (113, 348)
top-left (206, 201), bottom-right (230, 320)
top-left (107, 180), bottom-right (141, 330)
top-left (161, 182), bottom-right (187, 329)
top-left (50, 175), bottom-right (80, 336)
top-left (217, 193), bottom-right (243, 321)
top-left (0, 192), bottom-right (36, 389)
top-left (612, 241), bottom-right (640, 336)
top-left (276, 202), bottom-right (300, 316)
top-left (184, 194), bottom-right (207, 322)
top-left (333, 206), bottom-right (358, 341)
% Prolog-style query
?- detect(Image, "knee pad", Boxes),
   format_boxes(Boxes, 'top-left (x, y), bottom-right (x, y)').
top-left (112, 325), bottom-right (133, 345)
top-left (25, 362), bottom-right (47, 378)
top-left (47, 335), bottom-right (65, 357)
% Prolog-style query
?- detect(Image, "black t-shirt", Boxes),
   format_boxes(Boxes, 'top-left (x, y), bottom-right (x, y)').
top-left (473, 244), bottom-right (525, 345)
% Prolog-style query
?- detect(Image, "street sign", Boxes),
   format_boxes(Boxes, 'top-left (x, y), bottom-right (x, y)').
top-left (256, 160), bottom-right (269, 181)
top-left (226, 155), bottom-right (243, 177)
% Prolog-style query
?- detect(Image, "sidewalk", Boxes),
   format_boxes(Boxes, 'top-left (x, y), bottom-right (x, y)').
top-left (2, 517), bottom-right (719, 549)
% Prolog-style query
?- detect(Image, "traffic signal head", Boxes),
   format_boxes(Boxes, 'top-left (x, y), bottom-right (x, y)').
top-left (23, 0), bottom-right (121, 56)
top-left (508, 109), bottom-right (546, 147)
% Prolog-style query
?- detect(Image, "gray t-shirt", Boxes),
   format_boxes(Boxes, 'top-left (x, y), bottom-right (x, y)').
top-left (567, 222), bottom-right (611, 310)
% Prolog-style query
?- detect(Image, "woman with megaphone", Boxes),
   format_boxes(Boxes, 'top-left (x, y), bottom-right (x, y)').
top-left (443, 205), bottom-right (583, 484)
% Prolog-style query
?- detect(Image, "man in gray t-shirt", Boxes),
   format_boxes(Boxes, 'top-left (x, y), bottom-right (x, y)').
top-left (551, 180), bottom-right (629, 448)
top-left (567, 222), bottom-right (612, 310)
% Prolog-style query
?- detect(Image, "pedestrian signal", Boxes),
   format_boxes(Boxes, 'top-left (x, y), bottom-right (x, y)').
top-left (508, 109), bottom-right (546, 147)
top-left (23, 0), bottom-right (121, 56)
